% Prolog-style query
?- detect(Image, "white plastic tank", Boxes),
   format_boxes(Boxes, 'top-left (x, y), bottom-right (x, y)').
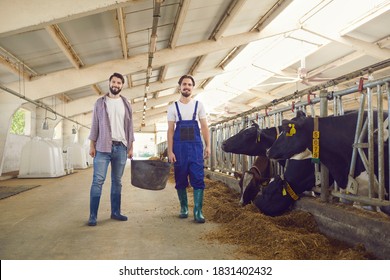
top-left (66, 143), bottom-right (88, 169)
top-left (18, 137), bottom-right (66, 178)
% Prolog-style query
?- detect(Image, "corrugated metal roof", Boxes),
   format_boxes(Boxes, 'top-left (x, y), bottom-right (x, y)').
top-left (0, 0), bottom-right (389, 131)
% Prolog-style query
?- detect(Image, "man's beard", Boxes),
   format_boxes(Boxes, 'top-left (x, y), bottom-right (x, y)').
top-left (181, 90), bottom-right (191, 97)
top-left (109, 86), bottom-right (122, 95)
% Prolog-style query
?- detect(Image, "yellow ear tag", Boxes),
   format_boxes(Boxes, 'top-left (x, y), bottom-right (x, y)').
top-left (257, 134), bottom-right (261, 143)
top-left (286, 123), bottom-right (296, 136)
top-left (282, 188), bottom-right (287, 196)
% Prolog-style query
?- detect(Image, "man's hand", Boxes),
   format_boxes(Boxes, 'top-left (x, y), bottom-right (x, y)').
top-left (204, 146), bottom-right (210, 159)
top-left (128, 145), bottom-right (134, 159)
top-left (89, 146), bottom-right (96, 158)
top-left (168, 151), bottom-right (176, 163)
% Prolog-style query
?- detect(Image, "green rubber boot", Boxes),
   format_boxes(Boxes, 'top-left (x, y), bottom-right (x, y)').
top-left (177, 188), bottom-right (188, 218)
top-left (193, 189), bottom-right (205, 223)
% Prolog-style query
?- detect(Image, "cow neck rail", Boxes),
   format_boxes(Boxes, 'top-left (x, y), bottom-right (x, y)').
top-left (209, 71), bottom-right (390, 128)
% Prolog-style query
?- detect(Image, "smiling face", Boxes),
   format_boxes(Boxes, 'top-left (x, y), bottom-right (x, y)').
top-left (109, 76), bottom-right (124, 96)
top-left (179, 77), bottom-right (194, 97)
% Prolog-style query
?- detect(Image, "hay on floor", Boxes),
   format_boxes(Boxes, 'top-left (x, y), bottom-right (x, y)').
top-left (169, 172), bottom-right (373, 259)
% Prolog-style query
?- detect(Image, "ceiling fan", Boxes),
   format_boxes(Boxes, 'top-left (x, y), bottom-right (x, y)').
top-left (208, 105), bottom-right (239, 119)
top-left (252, 57), bottom-right (332, 88)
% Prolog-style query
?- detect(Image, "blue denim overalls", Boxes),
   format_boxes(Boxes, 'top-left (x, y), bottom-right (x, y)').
top-left (173, 101), bottom-right (205, 190)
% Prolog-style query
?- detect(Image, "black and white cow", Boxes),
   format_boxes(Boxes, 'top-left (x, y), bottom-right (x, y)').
top-left (160, 147), bottom-right (168, 160)
top-left (241, 149), bottom-right (334, 216)
top-left (233, 154), bottom-right (274, 206)
top-left (222, 117), bottom-right (334, 216)
top-left (267, 110), bottom-right (390, 214)
top-left (254, 154), bottom-right (317, 216)
top-left (221, 122), bottom-right (280, 156)
top-left (267, 110), bottom-right (389, 189)
top-left (222, 123), bottom-right (283, 206)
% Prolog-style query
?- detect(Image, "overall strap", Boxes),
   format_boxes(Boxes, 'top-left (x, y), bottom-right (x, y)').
top-left (192, 101), bottom-right (199, 121)
top-left (174, 102), bottom-right (182, 121)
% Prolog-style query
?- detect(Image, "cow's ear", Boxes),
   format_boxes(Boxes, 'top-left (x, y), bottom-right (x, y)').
top-left (282, 120), bottom-right (299, 136)
top-left (251, 121), bottom-right (259, 129)
top-left (281, 120), bottom-right (291, 132)
top-left (296, 110), bottom-right (306, 118)
top-left (234, 172), bottom-right (243, 180)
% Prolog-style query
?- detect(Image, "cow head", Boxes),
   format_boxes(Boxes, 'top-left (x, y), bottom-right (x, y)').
top-left (235, 171), bottom-right (262, 206)
top-left (234, 155), bottom-right (271, 206)
top-left (254, 176), bottom-right (295, 216)
top-left (222, 122), bottom-right (262, 156)
top-left (222, 121), bottom-right (280, 156)
top-left (267, 111), bottom-right (311, 160)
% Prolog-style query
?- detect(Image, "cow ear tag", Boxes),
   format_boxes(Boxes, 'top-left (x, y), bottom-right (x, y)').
top-left (286, 123), bottom-right (296, 136)
top-left (282, 187), bottom-right (287, 196)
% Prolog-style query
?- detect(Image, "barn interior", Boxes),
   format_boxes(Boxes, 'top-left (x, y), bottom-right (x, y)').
top-left (1, 0), bottom-right (390, 262)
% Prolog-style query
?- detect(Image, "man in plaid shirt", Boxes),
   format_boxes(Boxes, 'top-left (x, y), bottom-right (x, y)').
top-left (87, 72), bottom-right (134, 226)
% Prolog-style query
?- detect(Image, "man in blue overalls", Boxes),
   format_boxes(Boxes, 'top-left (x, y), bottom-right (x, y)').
top-left (167, 75), bottom-right (210, 223)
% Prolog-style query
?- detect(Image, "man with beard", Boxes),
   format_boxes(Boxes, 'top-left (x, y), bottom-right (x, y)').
top-left (87, 72), bottom-right (134, 226)
top-left (167, 75), bottom-right (210, 223)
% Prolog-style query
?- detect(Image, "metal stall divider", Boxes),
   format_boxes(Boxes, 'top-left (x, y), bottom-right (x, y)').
top-left (207, 76), bottom-right (390, 211)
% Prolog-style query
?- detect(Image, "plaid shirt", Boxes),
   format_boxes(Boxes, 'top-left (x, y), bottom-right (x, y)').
top-left (89, 94), bottom-right (134, 153)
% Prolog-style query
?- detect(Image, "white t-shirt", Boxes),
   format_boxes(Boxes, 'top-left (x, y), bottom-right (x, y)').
top-left (105, 96), bottom-right (127, 145)
top-left (167, 99), bottom-right (207, 122)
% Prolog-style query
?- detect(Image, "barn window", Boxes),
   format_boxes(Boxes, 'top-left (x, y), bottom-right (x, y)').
top-left (10, 108), bottom-right (31, 136)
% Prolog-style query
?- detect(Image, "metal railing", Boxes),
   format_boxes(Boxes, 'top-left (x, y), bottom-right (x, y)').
top-left (208, 75), bottom-right (390, 210)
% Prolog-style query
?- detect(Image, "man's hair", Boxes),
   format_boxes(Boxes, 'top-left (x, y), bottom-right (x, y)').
top-left (178, 75), bottom-right (195, 87)
top-left (109, 72), bottom-right (125, 84)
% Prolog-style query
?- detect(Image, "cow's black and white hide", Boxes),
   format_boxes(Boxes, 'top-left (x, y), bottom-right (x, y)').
top-left (234, 155), bottom-right (274, 206)
top-left (254, 155), bottom-right (322, 216)
top-left (160, 147), bottom-right (168, 161)
top-left (236, 150), bottom-right (333, 216)
top-left (267, 110), bottom-right (390, 215)
top-left (268, 110), bottom-right (389, 192)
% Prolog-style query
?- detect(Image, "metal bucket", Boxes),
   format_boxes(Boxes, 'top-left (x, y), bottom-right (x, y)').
top-left (131, 160), bottom-right (171, 190)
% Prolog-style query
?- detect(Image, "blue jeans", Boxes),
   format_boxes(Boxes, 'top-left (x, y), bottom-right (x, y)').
top-left (90, 144), bottom-right (128, 197)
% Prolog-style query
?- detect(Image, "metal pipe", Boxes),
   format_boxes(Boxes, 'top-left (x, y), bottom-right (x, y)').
top-left (210, 67), bottom-right (390, 127)
top-left (377, 84), bottom-right (385, 200)
top-left (0, 83), bottom-right (90, 129)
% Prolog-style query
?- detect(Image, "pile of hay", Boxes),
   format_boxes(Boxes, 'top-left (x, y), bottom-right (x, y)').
top-left (169, 173), bottom-right (374, 259)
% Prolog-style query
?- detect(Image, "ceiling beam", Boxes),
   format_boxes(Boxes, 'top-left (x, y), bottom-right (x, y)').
top-left (0, 0), bottom-right (137, 37)
top-left (339, 1), bottom-right (390, 36)
top-left (189, 0), bottom-right (246, 75)
top-left (0, 56), bottom-right (31, 81)
top-left (92, 85), bottom-right (103, 96)
top-left (4, 29), bottom-right (295, 102)
top-left (211, 0), bottom-right (247, 41)
top-left (45, 25), bottom-right (84, 69)
top-left (302, 26), bottom-right (390, 60)
top-left (116, 8), bottom-right (128, 59)
top-left (377, 36), bottom-right (390, 49)
top-left (169, 0), bottom-right (191, 49)
top-left (133, 105), bottom-right (167, 120)
top-left (0, 47), bottom-right (37, 80)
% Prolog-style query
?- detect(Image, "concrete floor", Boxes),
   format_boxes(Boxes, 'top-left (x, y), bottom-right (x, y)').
top-left (0, 162), bottom-right (237, 260)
